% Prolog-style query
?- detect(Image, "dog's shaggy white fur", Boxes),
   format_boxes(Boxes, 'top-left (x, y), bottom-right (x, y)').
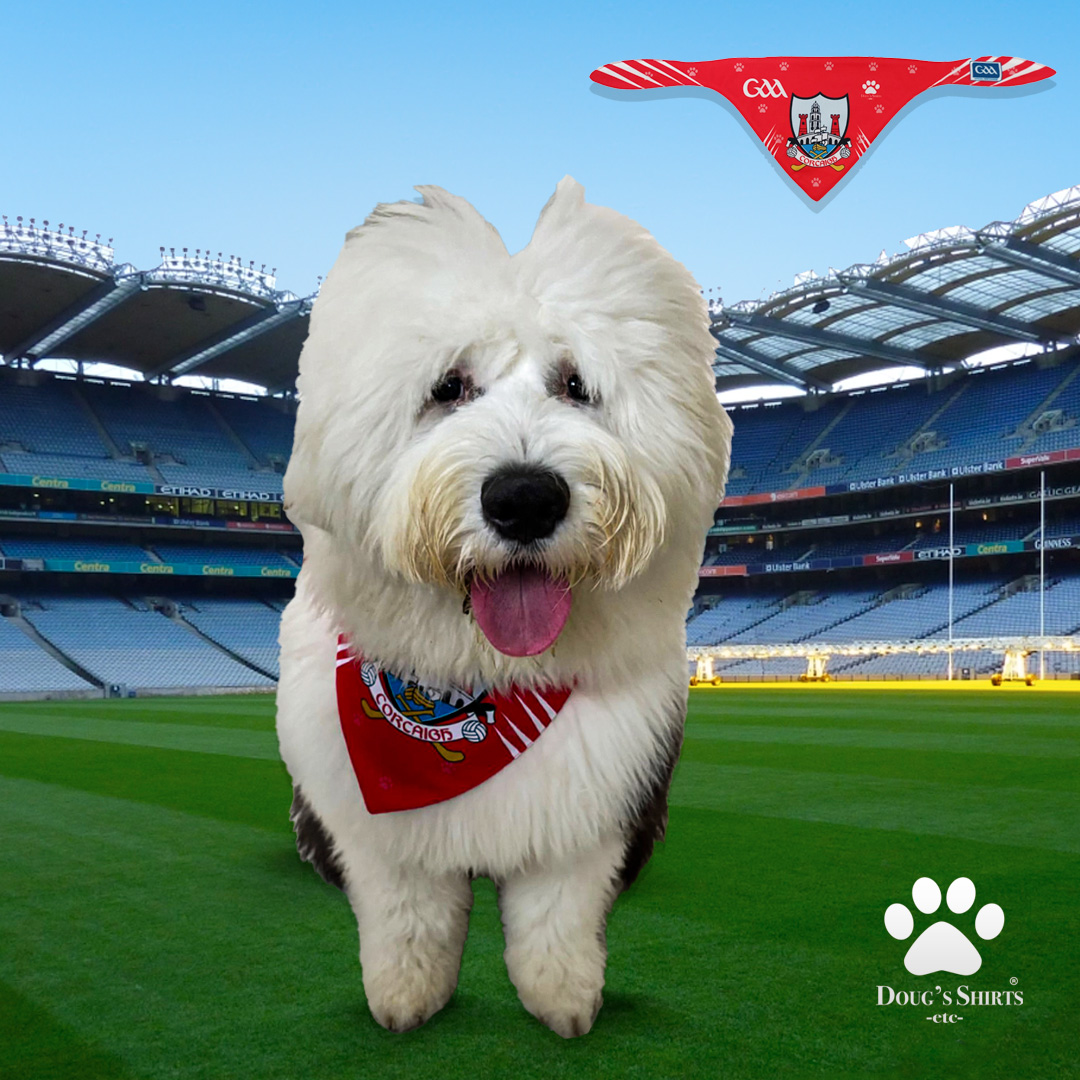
top-left (276, 177), bottom-right (732, 1037)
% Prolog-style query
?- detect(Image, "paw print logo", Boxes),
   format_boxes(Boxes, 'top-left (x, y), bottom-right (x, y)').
top-left (863, 80), bottom-right (880, 95)
top-left (824, 60), bottom-right (834, 71)
top-left (811, 176), bottom-right (822, 187)
top-left (885, 877), bottom-right (1004, 976)
top-left (734, 62), bottom-right (744, 72)
top-left (875, 103), bottom-right (885, 114)
top-left (779, 61), bottom-right (789, 71)
top-left (758, 102), bottom-right (768, 113)
top-left (868, 61), bottom-right (879, 72)
top-left (688, 66), bottom-right (698, 76)
top-left (908, 63), bottom-right (918, 74)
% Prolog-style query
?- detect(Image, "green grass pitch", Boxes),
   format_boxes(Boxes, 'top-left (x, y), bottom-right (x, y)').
top-left (1, 688), bottom-right (1078, 1080)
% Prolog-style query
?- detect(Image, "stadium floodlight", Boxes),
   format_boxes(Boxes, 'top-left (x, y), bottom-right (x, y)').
top-left (0, 215), bottom-right (114, 275)
top-left (1014, 184), bottom-right (1080, 226)
top-left (148, 251), bottom-right (281, 301)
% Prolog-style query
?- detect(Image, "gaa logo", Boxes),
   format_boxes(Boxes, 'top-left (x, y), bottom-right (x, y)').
top-left (743, 78), bottom-right (788, 98)
top-left (971, 61), bottom-right (1002, 81)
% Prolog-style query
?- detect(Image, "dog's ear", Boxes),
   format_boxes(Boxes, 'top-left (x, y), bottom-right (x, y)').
top-left (350, 186), bottom-right (508, 259)
top-left (282, 416), bottom-right (335, 534)
top-left (515, 175), bottom-right (702, 327)
top-left (283, 186), bottom-right (511, 536)
top-left (519, 177), bottom-right (733, 511)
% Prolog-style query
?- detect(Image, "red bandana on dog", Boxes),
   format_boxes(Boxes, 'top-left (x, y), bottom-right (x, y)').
top-left (336, 636), bottom-right (573, 813)
top-left (589, 56), bottom-right (1055, 201)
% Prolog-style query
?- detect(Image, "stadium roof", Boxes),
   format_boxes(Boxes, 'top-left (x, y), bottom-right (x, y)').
top-left (711, 185), bottom-right (1080, 393)
top-left (0, 219), bottom-right (314, 393)
top-left (2, 186), bottom-right (1080, 395)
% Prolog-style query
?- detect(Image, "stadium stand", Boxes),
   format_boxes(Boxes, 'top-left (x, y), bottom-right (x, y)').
top-left (0, 610), bottom-right (96, 693)
top-left (78, 382), bottom-right (283, 490)
top-left (149, 544), bottom-right (298, 568)
top-left (2, 186), bottom-right (1079, 692)
top-left (725, 357), bottom-right (1080, 494)
top-left (19, 595), bottom-right (274, 691)
top-left (0, 537), bottom-right (156, 561)
top-left (174, 597), bottom-right (283, 677)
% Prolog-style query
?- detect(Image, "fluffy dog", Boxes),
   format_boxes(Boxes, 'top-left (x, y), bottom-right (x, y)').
top-left (276, 177), bottom-right (731, 1038)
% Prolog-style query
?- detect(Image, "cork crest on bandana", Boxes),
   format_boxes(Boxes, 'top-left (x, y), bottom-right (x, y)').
top-left (336, 636), bottom-right (573, 814)
top-left (589, 56), bottom-right (1055, 201)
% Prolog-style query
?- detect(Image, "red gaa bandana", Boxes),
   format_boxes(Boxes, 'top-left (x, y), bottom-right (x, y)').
top-left (589, 56), bottom-right (1055, 201)
top-left (336, 636), bottom-right (573, 814)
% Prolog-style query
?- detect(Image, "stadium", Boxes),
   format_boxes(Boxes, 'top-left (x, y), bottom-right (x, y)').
top-left (3, 187), bottom-right (1079, 1080)
top-left (2, 187), bottom-right (1079, 697)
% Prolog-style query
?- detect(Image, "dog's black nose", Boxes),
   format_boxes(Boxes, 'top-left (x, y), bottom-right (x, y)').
top-left (480, 467), bottom-right (570, 544)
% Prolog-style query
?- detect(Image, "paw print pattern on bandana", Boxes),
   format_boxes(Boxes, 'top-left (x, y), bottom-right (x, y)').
top-left (885, 877), bottom-right (1004, 976)
top-left (908, 63), bottom-right (919, 73)
top-left (869, 61), bottom-right (878, 71)
top-left (688, 66), bottom-right (698, 76)
top-left (863, 80), bottom-right (880, 95)
top-left (875, 103), bottom-right (885, 113)
top-left (758, 102), bottom-right (768, 113)
top-left (779, 60), bottom-right (789, 71)
top-left (824, 60), bottom-right (834, 71)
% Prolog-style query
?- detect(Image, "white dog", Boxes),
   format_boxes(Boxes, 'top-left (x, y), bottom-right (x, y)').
top-left (276, 177), bottom-right (731, 1038)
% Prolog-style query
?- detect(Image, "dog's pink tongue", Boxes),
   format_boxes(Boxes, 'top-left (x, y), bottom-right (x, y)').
top-left (469, 567), bottom-right (572, 657)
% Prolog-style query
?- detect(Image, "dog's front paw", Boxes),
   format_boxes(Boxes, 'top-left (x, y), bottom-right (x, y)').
top-left (519, 983), bottom-right (603, 1039)
top-left (363, 962), bottom-right (457, 1033)
top-left (508, 947), bottom-right (605, 1038)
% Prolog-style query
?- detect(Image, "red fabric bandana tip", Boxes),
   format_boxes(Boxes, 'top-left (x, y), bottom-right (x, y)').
top-left (589, 56), bottom-right (1055, 201)
top-left (336, 636), bottom-right (573, 814)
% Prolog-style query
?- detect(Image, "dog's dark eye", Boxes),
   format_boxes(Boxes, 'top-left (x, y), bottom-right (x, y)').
top-left (432, 374), bottom-right (464, 404)
top-left (566, 372), bottom-right (590, 404)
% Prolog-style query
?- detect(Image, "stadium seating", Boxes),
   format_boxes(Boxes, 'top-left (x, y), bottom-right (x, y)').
top-left (175, 597), bottom-right (282, 676)
top-left (725, 358), bottom-right (1080, 494)
top-left (71, 381), bottom-right (287, 491)
top-left (686, 594), bottom-right (785, 645)
top-left (149, 544), bottom-right (298, 568)
top-left (691, 574), bottom-right (1080, 678)
top-left (2, 359), bottom-right (1077, 500)
top-left (20, 595), bottom-right (273, 690)
top-left (0, 614), bottom-right (96, 693)
top-left (212, 396), bottom-right (296, 464)
top-left (0, 378), bottom-right (110, 459)
top-left (0, 537), bottom-right (155, 561)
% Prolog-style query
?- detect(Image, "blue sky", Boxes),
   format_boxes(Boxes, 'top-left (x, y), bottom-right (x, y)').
top-left (3, 0), bottom-right (1076, 307)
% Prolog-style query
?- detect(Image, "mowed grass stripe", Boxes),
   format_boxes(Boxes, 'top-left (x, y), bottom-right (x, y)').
top-left (0, 979), bottom-right (136, 1080)
top-left (0, 731), bottom-right (293, 831)
top-left (671, 761), bottom-right (1080, 853)
top-left (689, 689), bottom-right (1080, 731)
top-left (680, 737), bottom-right (1080, 794)
top-left (685, 723), bottom-right (1080, 757)
top-left (0, 696), bottom-right (277, 731)
top-left (0, 713), bottom-right (280, 759)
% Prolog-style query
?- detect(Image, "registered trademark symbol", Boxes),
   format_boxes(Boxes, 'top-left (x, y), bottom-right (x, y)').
top-left (1010, 977), bottom-right (1018, 985)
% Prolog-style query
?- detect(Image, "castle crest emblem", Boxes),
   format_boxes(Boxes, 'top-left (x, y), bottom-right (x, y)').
top-left (788, 92), bottom-right (850, 168)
